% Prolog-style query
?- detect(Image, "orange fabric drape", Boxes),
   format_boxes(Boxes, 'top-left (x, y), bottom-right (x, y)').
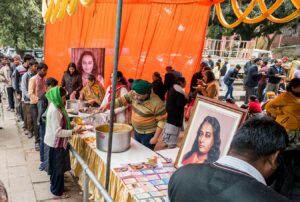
top-left (44, 2), bottom-right (211, 90)
top-left (93, 0), bottom-right (222, 4)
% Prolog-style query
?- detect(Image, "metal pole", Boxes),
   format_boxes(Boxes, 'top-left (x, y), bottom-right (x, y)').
top-left (105, 0), bottom-right (123, 193)
top-left (69, 146), bottom-right (114, 202)
top-left (43, 23), bottom-right (46, 58)
top-left (83, 172), bottom-right (89, 202)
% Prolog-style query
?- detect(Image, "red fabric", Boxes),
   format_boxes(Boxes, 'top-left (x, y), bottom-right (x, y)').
top-left (248, 101), bottom-right (262, 114)
top-left (108, 84), bottom-right (126, 103)
top-left (184, 98), bottom-right (195, 121)
top-left (53, 109), bottom-right (69, 149)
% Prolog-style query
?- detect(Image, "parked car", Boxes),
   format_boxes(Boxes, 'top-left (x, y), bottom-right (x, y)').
top-left (2, 48), bottom-right (16, 57)
top-left (19, 49), bottom-right (44, 62)
top-left (251, 49), bottom-right (273, 61)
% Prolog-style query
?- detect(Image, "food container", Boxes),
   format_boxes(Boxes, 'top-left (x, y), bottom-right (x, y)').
top-left (95, 123), bottom-right (133, 153)
top-left (66, 100), bottom-right (86, 115)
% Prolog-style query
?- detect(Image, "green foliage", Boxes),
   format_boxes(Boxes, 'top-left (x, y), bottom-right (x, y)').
top-left (208, 0), bottom-right (300, 48)
top-left (0, 0), bottom-right (43, 49)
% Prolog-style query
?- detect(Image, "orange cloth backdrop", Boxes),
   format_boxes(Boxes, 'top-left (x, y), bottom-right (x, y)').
top-left (44, 1), bottom-right (219, 89)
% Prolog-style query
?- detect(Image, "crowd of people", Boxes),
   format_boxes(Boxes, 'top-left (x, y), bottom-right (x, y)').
top-left (0, 53), bottom-right (300, 201)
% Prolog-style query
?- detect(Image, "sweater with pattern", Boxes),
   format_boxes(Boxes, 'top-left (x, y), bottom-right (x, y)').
top-left (115, 91), bottom-right (167, 134)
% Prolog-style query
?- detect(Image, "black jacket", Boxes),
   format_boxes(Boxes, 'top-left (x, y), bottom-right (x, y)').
top-left (166, 85), bottom-right (188, 127)
top-left (61, 72), bottom-right (83, 99)
top-left (169, 163), bottom-right (290, 202)
top-left (245, 64), bottom-right (262, 88)
top-left (164, 73), bottom-right (175, 91)
top-left (244, 60), bottom-right (253, 75)
top-left (220, 62), bottom-right (228, 76)
top-left (190, 72), bottom-right (202, 93)
top-left (152, 79), bottom-right (166, 101)
top-left (267, 65), bottom-right (284, 84)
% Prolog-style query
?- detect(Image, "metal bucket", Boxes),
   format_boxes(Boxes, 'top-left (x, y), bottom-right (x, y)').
top-left (95, 123), bottom-right (132, 153)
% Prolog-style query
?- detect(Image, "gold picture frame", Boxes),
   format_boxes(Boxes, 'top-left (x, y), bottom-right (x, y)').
top-left (175, 96), bottom-right (247, 168)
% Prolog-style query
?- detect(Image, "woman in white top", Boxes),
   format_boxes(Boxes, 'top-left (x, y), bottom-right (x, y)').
top-left (100, 71), bottom-right (128, 123)
top-left (44, 86), bottom-right (79, 199)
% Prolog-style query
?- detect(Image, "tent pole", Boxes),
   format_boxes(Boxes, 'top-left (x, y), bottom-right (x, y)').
top-left (105, 0), bottom-right (123, 194)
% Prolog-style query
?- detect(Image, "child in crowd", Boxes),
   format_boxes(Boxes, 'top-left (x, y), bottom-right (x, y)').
top-left (248, 95), bottom-right (263, 118)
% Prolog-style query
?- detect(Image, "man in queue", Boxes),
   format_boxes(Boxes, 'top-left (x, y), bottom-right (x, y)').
top-left (100, 79), bottom-right (166, 150)
top-left (168, 117), bottom-right (289, 202)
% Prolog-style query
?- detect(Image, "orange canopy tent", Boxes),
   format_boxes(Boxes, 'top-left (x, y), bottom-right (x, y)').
top-left (44, 0), bottom-right (222, 89)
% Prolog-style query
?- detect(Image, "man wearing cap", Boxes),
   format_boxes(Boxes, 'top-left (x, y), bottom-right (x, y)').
top-left (100, 79), bottom-right (167, 150)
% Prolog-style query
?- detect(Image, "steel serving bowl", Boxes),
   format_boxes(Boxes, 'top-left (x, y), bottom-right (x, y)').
top-left (95, 123), bottom-right (133, 153)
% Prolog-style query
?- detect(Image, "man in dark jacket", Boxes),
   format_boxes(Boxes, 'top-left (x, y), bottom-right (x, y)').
top-left (164, 66), bottom-right (182, 91)
top-left (219, 59), bottom-right (229, 91)
top-left (264, 59), bottom-right (284, 100)
top-left (244, 58), bottom-right (264, 104)
top-left (243, 56), bottom-right (255, 85)
top-left (168, 117), bottom-right (290, 202)
top-left (223, 64), bottom-right (241, 100)
top-left (163, 77), bottom-right (188, 148)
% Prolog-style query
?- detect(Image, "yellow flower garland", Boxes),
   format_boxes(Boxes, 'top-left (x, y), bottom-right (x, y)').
top-left (43, 0), bottom-right (93, 23)
top-left (216, 0), bottom-right (300, 28)
top-left (42, 0), bottom-right (300, 26)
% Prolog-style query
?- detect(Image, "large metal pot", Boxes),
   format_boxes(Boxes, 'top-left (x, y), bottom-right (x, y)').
top-left (95, 123), bottom-right (133, 153)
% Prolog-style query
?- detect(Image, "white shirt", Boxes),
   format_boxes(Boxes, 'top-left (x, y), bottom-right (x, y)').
top-left (216, 155), bottom-right (266, 185)
top-left (100, 86), bottom-right (128, 123)
top-left (44, 103), bottom-right (73, 147)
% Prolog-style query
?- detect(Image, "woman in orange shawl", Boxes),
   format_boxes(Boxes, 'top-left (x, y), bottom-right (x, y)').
top-left (79, 74), bottom-right (105, 107)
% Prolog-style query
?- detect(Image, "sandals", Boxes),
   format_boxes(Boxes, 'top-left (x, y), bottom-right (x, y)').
top-left (53, 192), bottom-right (70, 199)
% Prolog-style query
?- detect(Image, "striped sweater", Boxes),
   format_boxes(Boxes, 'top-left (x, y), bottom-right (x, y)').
top-left (115, 91), bottom-right (167, 134)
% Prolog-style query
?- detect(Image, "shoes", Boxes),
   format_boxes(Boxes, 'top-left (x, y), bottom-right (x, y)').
top-left (0, 127), bottom-right (3, 130)
top-left (28, 133), bottom-right (33, 138)
top-left (35, 143), bottom-right (40, 151)
top-left (10, 109), bottom-right (15, 112)
top-left (39, 162), bottom-right (46, 171)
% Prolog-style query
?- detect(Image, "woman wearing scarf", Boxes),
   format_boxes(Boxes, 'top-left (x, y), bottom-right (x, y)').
top-left (80, 74), bottom-right (105, 107)
top-left (44, 87), bottom-right (77, 199)
top-left (163, 77), bottom-right (188, 148)
top-left (100, 71), bottom-right (128, 123)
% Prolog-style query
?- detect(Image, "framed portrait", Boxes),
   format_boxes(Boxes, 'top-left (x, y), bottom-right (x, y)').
top-left (71, 48), bottom-right (105, 86)
top-left (175, 96), bottom-right (247, 168)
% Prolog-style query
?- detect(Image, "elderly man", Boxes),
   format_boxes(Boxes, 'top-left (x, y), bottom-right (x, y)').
top-left (100, 79), bottom-right (167, 150)
top-left (169, 117), bottom-right (289, 202)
